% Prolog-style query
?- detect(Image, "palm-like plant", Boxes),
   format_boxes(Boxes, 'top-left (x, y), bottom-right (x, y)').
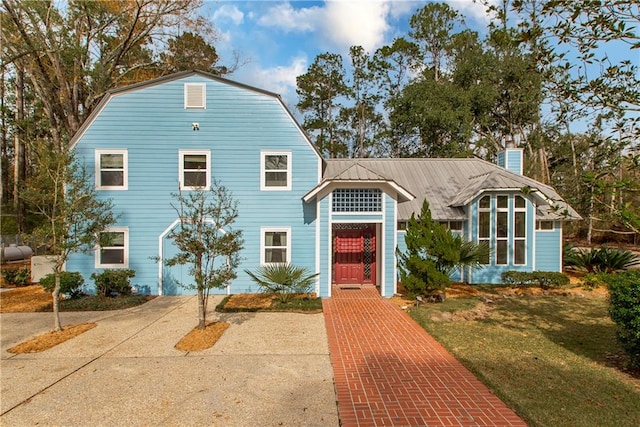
top-left (564, 246), bottom-right (640, 273)
top-left (245, 264), bottom-right (319, 303)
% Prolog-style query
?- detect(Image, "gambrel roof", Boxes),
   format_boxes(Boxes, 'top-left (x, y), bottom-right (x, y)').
top-left (317, 158), bottom-right (580, 221)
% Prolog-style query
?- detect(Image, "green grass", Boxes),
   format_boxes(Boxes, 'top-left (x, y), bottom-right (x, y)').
top-left (36, 294), bottom-right (154, 311)
top-left (410, 296), bottom-right (640, 427)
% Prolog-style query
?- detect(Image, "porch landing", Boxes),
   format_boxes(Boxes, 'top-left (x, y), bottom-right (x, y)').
top-left (323, 285), bottom-right (526, 426)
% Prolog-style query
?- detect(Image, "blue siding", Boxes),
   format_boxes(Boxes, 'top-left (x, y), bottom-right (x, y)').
top-left (68, 75), bottom-right (322, 295)
top-left (535, 222), bottom-right (562, 272)
top-left (497, 148), bottom-right (523, 175)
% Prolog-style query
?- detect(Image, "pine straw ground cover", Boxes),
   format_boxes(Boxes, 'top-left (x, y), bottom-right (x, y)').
top-left (408, 285), bottom-right (640, 427)
top-left (216, 293), bottom-right (322, 313)
top-left (175, 322), bottom-right (230, 352)
top-left (7, 323), bottom-right (97, 354)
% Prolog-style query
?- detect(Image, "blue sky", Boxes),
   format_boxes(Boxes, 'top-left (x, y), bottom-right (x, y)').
top-left (204, 1), bottom-right (496, 109)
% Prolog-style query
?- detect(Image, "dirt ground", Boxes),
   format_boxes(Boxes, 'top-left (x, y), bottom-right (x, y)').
top-left (0, 285), bottom-right (52, 313)
top-left (7, 323), bottom-right (97, 353)
top-left (175, 322), bottom-right (230, 351)
top-left (223, 293), bottom-right (276, 309)
top-left (390, 276), bottom-right (609, 312)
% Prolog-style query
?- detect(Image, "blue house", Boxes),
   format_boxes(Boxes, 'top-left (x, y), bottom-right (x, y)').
top-left (68, 70), bottom-right (580, 297)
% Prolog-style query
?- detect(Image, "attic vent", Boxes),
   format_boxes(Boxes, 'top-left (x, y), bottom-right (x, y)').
top-left (184, 83), bottom-right (206, 109)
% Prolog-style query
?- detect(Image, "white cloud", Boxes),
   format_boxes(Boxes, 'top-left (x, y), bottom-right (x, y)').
top-left (257, 2), bottom-right (320, 33)
top-left (234, 55), bottom-right (309, 108)
top-left (257, 1), bottom-right (394, 54)
top-left (323, 1), bottom-right (391, 52)
top-left (445, 0), bottom-right (496, 24)
top-left (212, 4), bottom-right (244, 25)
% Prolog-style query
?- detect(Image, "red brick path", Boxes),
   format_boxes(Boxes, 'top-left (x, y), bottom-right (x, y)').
top-left (323, 285), bottom-right (527, 427)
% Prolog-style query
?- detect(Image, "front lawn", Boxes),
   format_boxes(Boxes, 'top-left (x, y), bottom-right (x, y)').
top-left (410, 294), bottom-right (640, 427)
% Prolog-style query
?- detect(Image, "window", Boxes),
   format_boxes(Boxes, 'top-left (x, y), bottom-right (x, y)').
top-left (179, 150), bottom-right (210, 190)
top-left (184, 83), bottom-right (206, 109)
top-left (261, 228), bottom-right (290, 264)
top-left (332, 189), bottom-right (382, 212)
top-left (397, 221), bottom-right (408, 231)
top-left (95, 149), bottom-right (127, 190)
top-left (96, 227), bottom-right (128, 268)
top-left (439, 221), bottom-right (463, 232)
top-left (477, 194), bottom-right (528, 266)
top-left (478, 196), bottom-right (491, 264)
top-left (496, 196), bottom-right (509, 265)
top-left (536, 220), bottom-right (554, 231)
top-left (514, 196), bottom-right (526, 265)
top-left (261, 151), bottom-right (291, 190)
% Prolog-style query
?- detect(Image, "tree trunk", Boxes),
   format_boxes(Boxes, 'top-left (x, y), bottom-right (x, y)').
top-left (1, 67), bottom-right (7, 204)
top-left (197, 288), bottom-right (206, 329)
top-left (52, 270), bottom-right (62, 331)
top-left (13, 67), bottom-right (26, 232)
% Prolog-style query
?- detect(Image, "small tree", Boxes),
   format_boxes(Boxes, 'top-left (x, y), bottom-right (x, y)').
top-left (22, 143), bottom-right (115, 331)
top-left (398, 200), bottom-right (489, 297)
top-left (165, 182), bottom-right (243, 329)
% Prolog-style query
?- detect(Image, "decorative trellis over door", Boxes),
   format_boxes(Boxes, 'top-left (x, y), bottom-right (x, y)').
top-left (332, 224), bottom-right (376, 285)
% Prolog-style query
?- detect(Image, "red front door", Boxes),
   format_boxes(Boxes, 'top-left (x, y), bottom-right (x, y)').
top-left (333, 227), bottom-right (376, 285)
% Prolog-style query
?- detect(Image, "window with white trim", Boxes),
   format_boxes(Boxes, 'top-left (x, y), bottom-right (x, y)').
top-left (261, 151), bottom-right (291, 190)
top-left (184, 83), bottom-right (206, 109)
top-left (536, 220), bottom-right (554, 231)
top-left (496, 195), bottom-right (509, 265)
top-left (95, 149), bottom-right (127, 190)
top-left (478, 196), bottom-right (491, 265)
top-left (261, 228), bottom-right (290, 264)
top-left (179, 150), bottom-right (210, 190)
top-left (96, 227), bottom-right (128, 268)
top-left (514, 196), bottom-right (527, 265)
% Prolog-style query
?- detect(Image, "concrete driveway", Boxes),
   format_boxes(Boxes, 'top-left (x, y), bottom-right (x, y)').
top-left (1, 296), bottom-right (339, 426)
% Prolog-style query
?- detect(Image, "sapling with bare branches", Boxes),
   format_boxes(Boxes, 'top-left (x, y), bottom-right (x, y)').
top-left (164, 182), bottom-right (243, 329)
top-left (22, 143), bottom-right (115, 331)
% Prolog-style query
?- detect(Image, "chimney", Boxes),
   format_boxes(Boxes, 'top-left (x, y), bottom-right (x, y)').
top-left (496, 135), bottom-right (523, 175)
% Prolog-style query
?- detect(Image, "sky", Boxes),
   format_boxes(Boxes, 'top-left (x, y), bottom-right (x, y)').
top-left (203, 0), bottom-right (496, 109)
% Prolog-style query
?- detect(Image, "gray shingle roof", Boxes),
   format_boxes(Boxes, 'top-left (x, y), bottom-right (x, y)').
top-left (321, 158), bottom-right (580, 221)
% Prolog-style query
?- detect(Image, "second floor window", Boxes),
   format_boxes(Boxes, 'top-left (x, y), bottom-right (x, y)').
top-left (179, 150), bottom-right (210, 190)
top-left (96, 149), bottom-right (127, 190)
top-left (261, 151), bottom-right (291, 190)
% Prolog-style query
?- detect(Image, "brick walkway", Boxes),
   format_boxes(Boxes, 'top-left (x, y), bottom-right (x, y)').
top-left (323, 285), bottom-right (527, 427)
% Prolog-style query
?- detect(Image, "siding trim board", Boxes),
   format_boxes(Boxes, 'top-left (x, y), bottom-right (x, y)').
top-left (158, 219), bottom-right (181, 296)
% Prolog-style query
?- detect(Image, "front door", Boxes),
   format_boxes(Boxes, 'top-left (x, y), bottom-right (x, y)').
top-left (333, 226), bottom-right (376, 285)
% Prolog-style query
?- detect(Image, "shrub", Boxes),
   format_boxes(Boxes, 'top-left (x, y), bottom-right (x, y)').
top-left (40, 271), bottom-right (85, 299)
top-left (2, 267), bottom-right (30, 286)
top-left (501, 271), bottom-right (570, 289)
top-left (91, 269), bottom-right (135, 297)
top-left (602, 271), bottom-right (640, 368)
top-left (398, 200), bottom-right (489, 299)
top-left (245, 264), bottom-right (318, 303)
top-left (582, 273), bottom-right (606, 289)
top-left (564, 246), bottom-right (640, 273)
